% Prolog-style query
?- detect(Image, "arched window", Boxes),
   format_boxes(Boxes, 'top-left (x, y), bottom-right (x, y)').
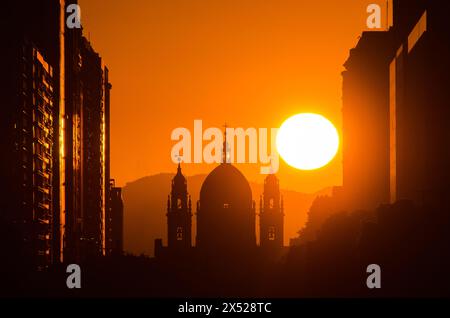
top-left (177, 198), bottom-right (182, 209)
top-left (176, 226), bottom-right (183, 241)
top-left (268, 226), bottom-right (276, 241)
top-left (269, 198), bottom-right (274, 209)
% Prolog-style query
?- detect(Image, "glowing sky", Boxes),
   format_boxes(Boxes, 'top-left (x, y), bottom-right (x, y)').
top-left (80, 0), bottom-right (388, 192)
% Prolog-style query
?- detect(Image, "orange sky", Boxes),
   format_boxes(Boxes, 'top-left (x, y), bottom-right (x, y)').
top-left (80, 0), bottom-right (389, 193)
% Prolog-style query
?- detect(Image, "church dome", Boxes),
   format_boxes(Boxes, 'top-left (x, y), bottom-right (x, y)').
top-left (196, 163), bottom-right (256, 253)
top-left (200, 163), bottom-right (252, 208)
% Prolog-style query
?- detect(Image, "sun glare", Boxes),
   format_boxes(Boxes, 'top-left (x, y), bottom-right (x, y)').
top-left (276, 113), bottom-right (339, 171)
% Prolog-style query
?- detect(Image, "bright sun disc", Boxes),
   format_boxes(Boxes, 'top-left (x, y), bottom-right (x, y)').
top-left (276, 113), bottom-right (339, 170)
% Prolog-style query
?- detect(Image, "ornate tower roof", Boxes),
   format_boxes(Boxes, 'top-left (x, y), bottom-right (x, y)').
top-left (171, 163), bottom-right (187, 194)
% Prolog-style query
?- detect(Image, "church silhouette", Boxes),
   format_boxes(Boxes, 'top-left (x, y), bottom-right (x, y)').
top-left (155, 131), bottom-right (286, 263)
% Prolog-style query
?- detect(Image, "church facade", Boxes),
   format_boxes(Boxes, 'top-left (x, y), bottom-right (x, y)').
top-left (154, 156), bottom-right (285, 260)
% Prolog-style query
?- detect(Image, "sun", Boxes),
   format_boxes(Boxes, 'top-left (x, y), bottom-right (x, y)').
top-left (276, 113), bottom-right (339, 171)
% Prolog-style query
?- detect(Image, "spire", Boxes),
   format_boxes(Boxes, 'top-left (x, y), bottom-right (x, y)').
top-left (172, 160), bottom-right (186, 195)
top-left (188, 195), bottom-right (192, 213)
top-left (176, 154), bottom-right (182, 174)
top-left (174, 158), bottom-right (185, 181)
top-left (222, 123), bottom-right (230, 164)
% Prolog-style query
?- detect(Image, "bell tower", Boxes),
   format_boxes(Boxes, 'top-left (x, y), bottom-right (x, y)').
top-left (259, 174), bottom-right (284, 249)
top-left (167, 163), bottom-right (192, 249)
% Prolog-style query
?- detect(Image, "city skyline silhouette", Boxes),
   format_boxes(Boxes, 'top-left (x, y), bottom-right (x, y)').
top-left (1, 0), bottom-right (450, 299)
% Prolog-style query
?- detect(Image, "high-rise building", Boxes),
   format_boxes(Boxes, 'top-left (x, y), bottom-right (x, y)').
top-left (342, 31), bottom-right (393, 211)
top-left (389, 2), bottom-right (450, 208)
top-left (79, 36), bottom-right (106, 258)
top-left (104, 67), bottom-right (112, 253)
top-left (64, 34), bottom-right (110, 261)
top-left (64, 4), bottom-right (112, 261)
top-left (1, 41), bottom-right (56, 270)
top-left (64, 2), bottom-right (83, 262)
top-left (342, 0), bottom-right (450, 210)
top-left (0, 0), bottom-right (64, 269)
top-left (1, 0), bottom-right (118, 269)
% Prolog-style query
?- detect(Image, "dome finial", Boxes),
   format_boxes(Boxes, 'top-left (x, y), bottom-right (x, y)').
top-left (176, 155), bottom-right (182, 172)
top-left (222, 122), bottom-right (230, 164)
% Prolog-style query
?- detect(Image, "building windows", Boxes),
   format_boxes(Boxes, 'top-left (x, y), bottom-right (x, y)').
top-left (269, 198), bottom-right (274, 209)
top-left (389, 45), bottom-right (404, 204)
top-left (408, 11), bottom-right (427, 53)
top-left (176, 226), bottom-right (183, 241)
top-left (389, 57), bottom-right (397, 204)
top-left (223, 203), bottom-right (230, 209)
top-left (177, 198), bottom-right (182, 209)
top-left (268, 226), bottom-right (276, 241)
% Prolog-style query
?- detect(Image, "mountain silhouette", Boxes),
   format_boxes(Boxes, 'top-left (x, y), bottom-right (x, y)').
top-left (122, 173), bottom-right (332, 256)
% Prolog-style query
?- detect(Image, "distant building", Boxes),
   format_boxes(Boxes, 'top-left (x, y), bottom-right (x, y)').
top-left (106, 180), bottom-right (124, 256)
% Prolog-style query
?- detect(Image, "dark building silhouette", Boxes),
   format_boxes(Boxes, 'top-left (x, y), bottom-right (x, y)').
top-left (389, 1), bottom-right (450, 209)
top-left (155, 130), bottom-right (284, 261)
top-left (196, 163), bottom-right (257, 255)
top-left (0, 0), bottom-right (120, 270)
top-left (342, 32), bottom-right (393, 211)
top-left (0, 41), bottom-right (56, 271)
top-left (79, 36), bottom-right (107, 258)
top-left (279, 0), bottom-right (450, 299)
top-left (106, 180), bottom-right (124, 256)
top-left (167, 164), bottom-right (192, 250)
top-left (104, 67), bottom-right (113, 254)
top-left (63, 0), bottom-right (84, 263)
top-left (342, 0), bottom-right (450, 210)
top-left (0, 0), bottom-right (64, 270)
top-left (64, 0), bottom-right (113, 262)
top-left (259, 174), bottom-right (284, 249)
